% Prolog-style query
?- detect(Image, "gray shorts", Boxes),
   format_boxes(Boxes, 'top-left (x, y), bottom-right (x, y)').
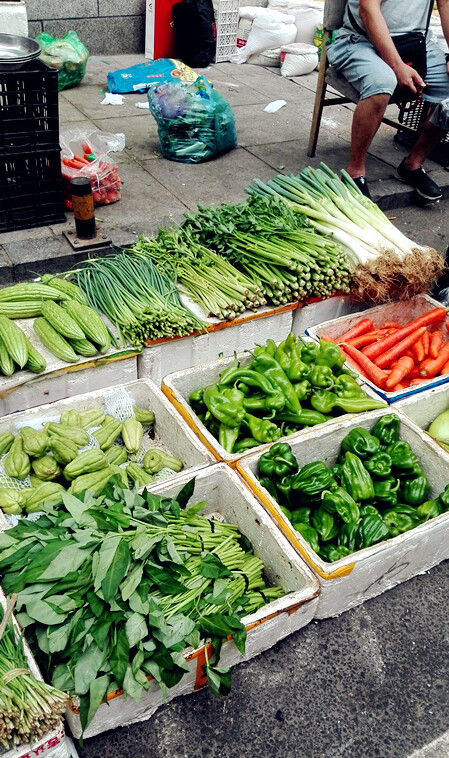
top-left (327, 33), bottom-right (449, 103)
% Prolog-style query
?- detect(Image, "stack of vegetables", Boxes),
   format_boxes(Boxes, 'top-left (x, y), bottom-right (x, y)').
top-left (0, 405), bottom-right (183, 517)
top-left (188, 333), bottom-right (386, 454)
top-left (0, 597), bottom-right (67, 748)
top-left (0, 481), bottom-right (284, 732)
top-left (323, 306), bottom-right (449, 393)
top-left (246, 163), bottom-right (444, 304)
top-left (0, 277), bottom-right (115, 377)
top-left (256, 414), bottom-right (449, 562)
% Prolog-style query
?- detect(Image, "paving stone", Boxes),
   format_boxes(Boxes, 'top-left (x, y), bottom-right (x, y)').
top-left (92, 116), bottom-right (160, 161)
top-left (64, 85), bottom-right (153, 120)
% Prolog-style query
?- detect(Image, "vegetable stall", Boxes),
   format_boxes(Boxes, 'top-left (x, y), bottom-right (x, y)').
top-left (0, 163), bottom-right (448, 748)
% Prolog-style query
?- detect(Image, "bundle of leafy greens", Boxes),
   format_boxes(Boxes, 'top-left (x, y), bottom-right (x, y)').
top-left (0, 477), bottom-right (284, 732)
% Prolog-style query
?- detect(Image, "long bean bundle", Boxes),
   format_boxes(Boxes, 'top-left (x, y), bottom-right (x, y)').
top-left (246, 164), bottom-right (444, 303)
top-left (72, 252), bottom-right (207, 347)
top-left (0, 598), bottom-right (66, 748)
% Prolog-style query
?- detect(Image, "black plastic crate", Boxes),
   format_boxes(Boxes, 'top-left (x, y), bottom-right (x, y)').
top-left (397, 100), bottom-right (449, 167)
top-left (0, 60), bottom-right (59, 152)
top-left (0, 147), bottom-right (66, 232)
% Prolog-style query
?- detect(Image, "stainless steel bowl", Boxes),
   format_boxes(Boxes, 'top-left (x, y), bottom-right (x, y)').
top-left (0, 33), bottom-right (41, 69)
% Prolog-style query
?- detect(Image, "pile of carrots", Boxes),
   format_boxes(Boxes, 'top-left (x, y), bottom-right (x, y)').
top-left (61, 141), bottom-right (121, 209)
top-left (322, 307), bottom-right (449, 392)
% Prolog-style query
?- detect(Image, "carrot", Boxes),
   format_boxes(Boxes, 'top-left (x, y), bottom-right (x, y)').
top-left (402, 349), bottom-right (416, 361)
top-left (421, 330), bottom-right (430, 357)
top-left (81, 142), bottom-right (93, 154)
top-left (408, 365), bottom-right (424, 379)
top-left (412, 336), bottom-right (425, 363)
top-left (73, 153), bottom-right (90, 165)
top-left (320, 334), bottom-right (336, 343)
top-left (346, 329), bottom-right (389, 348)
top-left (388, 379), bottom-right (411, 391)
top-left (429, 330), bottom-right (444, 359)
top-left (441, 357), bottom-right (449, 375)
top-left (410, 378), bottom-right (430, 386)
top-left (446, 322), bottom-right (449, 334)
top-left (336, 319), bottom-right (374, 343)
top-left (64, 158), bottom-right (86, 170)
top-left (374, 327), bottom-right (427, 369)
top-left (341, 343), bottom-right (389, 388)
top-left (382, 321), bottom-right (403, 329)
top-left (385, 356), bottom-right (414, 389)
top-left (419, 342), bottom-right (449, 377)
top-left (363, 308), bottom-right (447, 360)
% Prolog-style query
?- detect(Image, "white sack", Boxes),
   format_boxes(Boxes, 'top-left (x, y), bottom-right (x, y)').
top-left (280, 42), bottom-right (318, 76)
top-left (231, 9), bottom-right (296, 63)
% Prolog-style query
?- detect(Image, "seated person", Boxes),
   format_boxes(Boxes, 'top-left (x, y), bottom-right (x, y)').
top-left (327, 0), bottom-right (449, 200)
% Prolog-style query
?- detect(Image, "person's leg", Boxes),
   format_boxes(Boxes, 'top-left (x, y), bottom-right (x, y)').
top-left (348, 93), bottom-right (391, 177)
top-left (404, 117), bottom-right (446, 170)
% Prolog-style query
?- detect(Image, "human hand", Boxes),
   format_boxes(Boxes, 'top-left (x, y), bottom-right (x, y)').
top-left (394, 62), bottom-right (426, 94)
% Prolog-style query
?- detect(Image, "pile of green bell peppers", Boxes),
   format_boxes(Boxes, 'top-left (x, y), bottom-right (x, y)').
top-left (188, 333), bottom-right (386, 453)
top-left (256, 413), bottom-right (449, 562)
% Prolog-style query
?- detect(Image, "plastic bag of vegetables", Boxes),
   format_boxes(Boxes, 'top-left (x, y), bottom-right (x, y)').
top-left (36, 30), bottom-right (89, 91)
top-left (147, 76), bottom-right (237, 163)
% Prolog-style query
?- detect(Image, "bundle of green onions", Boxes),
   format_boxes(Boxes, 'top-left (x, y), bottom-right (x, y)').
top-left (71, 252), bottom-right (207, 347)
top-left (182, 194), bottom-right (351, 304)
top-left (246, 164), bottom-right (444, 303)
top-left (130, 230), bottom-right (265, 320)
top-left (0, 596), bottom-right (66, 748)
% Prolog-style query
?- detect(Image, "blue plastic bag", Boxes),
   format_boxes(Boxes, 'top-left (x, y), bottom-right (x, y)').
top-left (147, 76), bottom-right (237, 163)
top-left (107, 59), bottom-right (197, 94)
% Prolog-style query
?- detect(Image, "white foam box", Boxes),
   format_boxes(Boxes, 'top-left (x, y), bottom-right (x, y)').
top-left (395, 382), bottom-right (449, 450)
top-left (305, 294), bottom-right (448, 403)
top-left (292, 294), bottom-right (372, 335)
top-left (236, 406), bottom-right (449, 619)
top-left (0, 591), bottom-right (72, 758)
top-left (161, 346), bottom-right (384, 466)
top-left (0, 350), bottom-right (139, 416)
top-left (0, 379), bottom-right (214, 488)
top-left (64, 463), bottom-right (320, 738)
top-left (138, 305), bottom-right (295, 385)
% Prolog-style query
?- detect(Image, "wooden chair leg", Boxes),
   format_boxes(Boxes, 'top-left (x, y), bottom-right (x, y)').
top-left (307, 30), bottom-right (330, 158)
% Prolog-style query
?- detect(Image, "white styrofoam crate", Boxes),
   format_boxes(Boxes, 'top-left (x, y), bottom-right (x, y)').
top-left (305, 294), bottom-right (448, 403)
top-left (64, 464), bottom-right (320, 738)
top-left (396, 382), bottom-right (449, 449)
top-left (0, 592), bottom-right (71, 758)
top-left (0, 352), bottom-right (139, 416)
top-left (292, 294), bottom-right (372, 334)
top-left (161, 346), bottom-right (384, 465)
top-left (138, 306), bottom-right (295, 386)
top-left (0, 379), bottom-right (214, 490)
top-left (236, 407), bottom-right (449, 619)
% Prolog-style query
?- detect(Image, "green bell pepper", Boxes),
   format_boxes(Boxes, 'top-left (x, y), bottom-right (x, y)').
top-left (341, 452), bottom-right (375, 502)
top-left (316, 338), bottom-right (346, 370)
top-left (291, 461), bottom-right (336, 497)
top-left (373, 477), bottom-right (399, 507)
top-left (275, 333), bottom-right (311, 382)
top-left (312, 508), bottom-right (336, 540)
top-left (357, 514), bottom-right (390, 549)
top-left (250, 354), bottom-right (301, 414)
top-left (300, 341), bottom-right (319, 365)
top-left (243, 393), bottom-right (286, 412)
top-left (203, 384), bottom-right (246, 428)
top-left (359, 505), bottom-right (381, 517)
top-left (372, 414), bottom-right (400, 446)
top-left (279, 505), bottom-right (292, 520)
top-left (417, 499), bottom-right (443, 521)
top-left (291, 506), bottom-right (312, 525)
top-left (382, 509), bottom-right (417, 537)
top-left (276, 409), bottom-right (331, 427)
top-left (309, 365), bottom-right (334, 389)
top-left (254, 339), bottom-right (277, 357)
top-left (258, 442), bottom-right (299, 479)
top-left (233, 437), bottom-right (260, 453)
top-left (438, 484), bottom-right (449, 510)
top-left (189, 388), bottom-right (206, 413)
top-left (331, 463), bottom-right (343, 482)
top-left (364, 452), bottom-right (393, 478)
top-left (294, 522), bottom-right (319, 552)
top-left (385, 441), bottom-right (419, 472)
top-left (338, 521), bottom-right (359, 551)
top-left (400, 474), bottom-right (430, 506)
top-left (243, 413), bottom-right (281, 444)
top-left (319, 544), bottom-right (352, 562)
top-left (334, 374), bottom-right (365, 398)
top-left (218, 423), bottom-right (240, 454)
top-left (259, 476), bottom-right (279, 502)
top-left (276, 475), bottom-right (295, 508)
top-left (218, 366), bottom-right (277, 396)
top-left (341, 428), bottom-right (381, 458)
top-left (321, 486), bottom-right (360, 523)
top-left (294, 380), bottom-right (311, 401)
top-left (310, 389), bottom-right (386, 415)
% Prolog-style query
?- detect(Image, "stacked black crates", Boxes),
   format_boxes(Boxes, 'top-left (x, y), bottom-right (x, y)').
top-left (0, 60), bottom-right (65, 232)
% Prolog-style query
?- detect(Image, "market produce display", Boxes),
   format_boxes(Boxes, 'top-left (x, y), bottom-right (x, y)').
top-left (324, 307), bottom-right (449, 392)
top-left (0, 596), bottom-right (67, 748)
top-left (246, 163), bottom-right (444, 303)
top-left (256, 414), bottom-right (449, 562)
top-left (427, 409), bottom-right (449, 453)
top-left (0, 404), bottom-right (183, 517)
top-left (0, 481), bottom-right (284, 732)
top-left (188, 333), bottom-right (386, 453)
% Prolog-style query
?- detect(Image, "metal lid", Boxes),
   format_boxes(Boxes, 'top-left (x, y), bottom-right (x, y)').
top-left (0, 33), bottom-right (41, 70)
